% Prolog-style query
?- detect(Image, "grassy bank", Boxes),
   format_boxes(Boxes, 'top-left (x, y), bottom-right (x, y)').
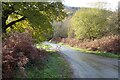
top-left (25, 51), bottom-right (72, 78)
top-left (58, 42), bottom-right (119, 58)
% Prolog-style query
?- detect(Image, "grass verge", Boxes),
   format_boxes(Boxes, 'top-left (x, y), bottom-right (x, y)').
top-left (25, 51), bottom-right (72, 78)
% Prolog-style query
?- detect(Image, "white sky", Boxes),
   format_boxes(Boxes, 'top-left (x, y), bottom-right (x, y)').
top-left (63, 0), bottom-right (120, 11)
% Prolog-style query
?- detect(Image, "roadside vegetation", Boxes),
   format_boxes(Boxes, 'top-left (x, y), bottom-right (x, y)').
top-left (26, 51), bottom-right (72, 78)
top-left (24, 44), bottom-right (72, 78)
top-left (17, 44), bottom-right (72, 79)
top-left (2, 32), bottom-right (72, 79)
top-left (58, 42), bottom-right (119, 58)
top-left (51, 36), bottom-right (120, 58)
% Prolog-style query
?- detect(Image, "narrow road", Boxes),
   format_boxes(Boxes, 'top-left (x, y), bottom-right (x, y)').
top-left (45, 42), bottom-right (119, 78)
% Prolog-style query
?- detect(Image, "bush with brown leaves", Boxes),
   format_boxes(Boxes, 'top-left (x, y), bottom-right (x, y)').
top-left (52, 35), bottom-right (120, 53)
top-left (2, 32), bottom-right (47, 79)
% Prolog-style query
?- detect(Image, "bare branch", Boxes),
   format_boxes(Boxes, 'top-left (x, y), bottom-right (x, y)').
top-left (6, 16), bottom-right (26, 29)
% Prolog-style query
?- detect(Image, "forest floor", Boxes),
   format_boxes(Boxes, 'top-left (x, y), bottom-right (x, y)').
top-left (45, 42), bottom-right (118, 78)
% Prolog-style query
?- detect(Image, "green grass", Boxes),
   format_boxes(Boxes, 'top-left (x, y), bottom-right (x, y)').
top-left (25, 51), bottom-right (72, 78)
top-left (36, 43), bottom-right (52, 51)
top-left (58, 42), bottom-right (119, 58)
top-left (15, 43), bottom-right (72, 78)
top-left (74, 47), bottom-right (119, 58)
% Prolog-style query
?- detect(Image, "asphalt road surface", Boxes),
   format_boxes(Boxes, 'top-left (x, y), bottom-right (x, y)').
top-left (45, 42), bottom-right (119, 78)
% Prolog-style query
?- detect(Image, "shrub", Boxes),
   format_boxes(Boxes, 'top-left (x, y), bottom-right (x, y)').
top-left (51, 35), bottom-right (120, 54)
top-left (2, 32), bottom-right (47, 78)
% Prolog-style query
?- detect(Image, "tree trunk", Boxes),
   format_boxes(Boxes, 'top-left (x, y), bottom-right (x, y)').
top-left (2, 17), bottom-right (7, 33)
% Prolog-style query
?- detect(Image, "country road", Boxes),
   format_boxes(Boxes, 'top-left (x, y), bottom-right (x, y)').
top-left (45, 42), bottom-right (119, 78)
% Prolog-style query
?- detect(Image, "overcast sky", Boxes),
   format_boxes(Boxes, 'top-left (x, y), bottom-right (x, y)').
top-left (63, 0), bottom-right (119, 11)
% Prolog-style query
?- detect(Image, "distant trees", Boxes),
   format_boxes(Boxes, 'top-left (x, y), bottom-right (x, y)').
top-left (68, 8), bottom-right (118, 40)
top-left (52, 6), bottom-right (79, 38)
top-left (52, 17), bottom-right (71, 38)
top-left (52, 21), bottom-right (68, 38)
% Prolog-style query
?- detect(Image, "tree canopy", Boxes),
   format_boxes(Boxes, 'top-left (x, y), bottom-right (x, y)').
top-left (2, 2), bottom-right (66, 42)
top-left (69, 8), bottom-right (116, 40)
